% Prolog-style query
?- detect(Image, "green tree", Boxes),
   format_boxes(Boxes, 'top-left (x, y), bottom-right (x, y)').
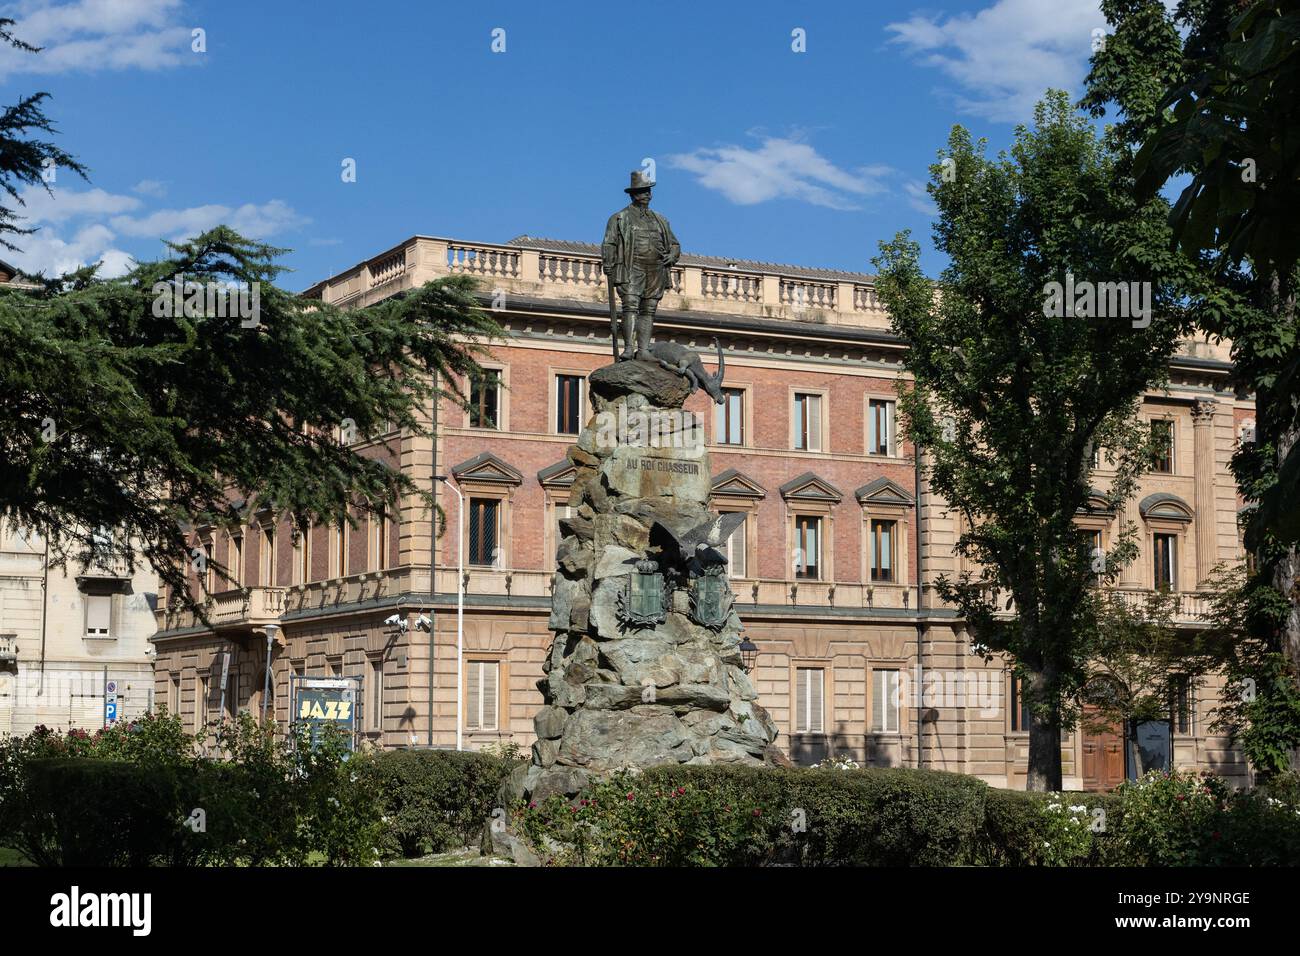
top-left (1, 232), bottom-right (499, 604)
top-left (1084, 0), bottom-right (1300, 774)
top-left (872, 92), bottom-right (1199, 790)
top-left (1079, 588), bottom-right (1215, 734)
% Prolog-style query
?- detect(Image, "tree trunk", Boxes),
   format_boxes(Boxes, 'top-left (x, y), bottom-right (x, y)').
top-left (1025, 666), bottom-right (1063, 791)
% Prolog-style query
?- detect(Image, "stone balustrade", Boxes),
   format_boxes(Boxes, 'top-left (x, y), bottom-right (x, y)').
top-left (302, 234), bottom-right (1235, 362)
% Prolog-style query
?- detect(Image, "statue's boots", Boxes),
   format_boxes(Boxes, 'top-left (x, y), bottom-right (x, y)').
top-left (635, 308), bottom-right (655, 361)
top-left (620, 303), bottom-right (637, 360)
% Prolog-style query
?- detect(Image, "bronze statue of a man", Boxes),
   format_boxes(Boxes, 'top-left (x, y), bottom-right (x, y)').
top-left (601, 170), bottom-right (681, 361)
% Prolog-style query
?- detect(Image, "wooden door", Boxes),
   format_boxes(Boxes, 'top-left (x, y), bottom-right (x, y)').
top-left (1081, 706), bottom-right (1125, 791)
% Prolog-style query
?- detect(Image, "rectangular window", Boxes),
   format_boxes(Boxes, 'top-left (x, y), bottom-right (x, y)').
top-left (1153, 533), bottom-right (1177, 591)
top-left (794, 515), bottom-right (821, 580)
top-left (259, 526), bottom-right (275, 586)
top-left (466, 660), bottom-right (499, 732)
top-left (370, 511), bottom-right (389, 572)
top-left (868, 398), bottom-right (895, 456)
top-left (201, 539), bottom-right (215, 594)
top-left (229, 534), bottom-right (243, 588)
top-left (795, 667), bottom-right (825, 734)
top-left (468, 499), bottom-right (500, 567)
top-left (1009, 673), bottom-right (1031, 732)
top-left (469, 369), bottom-right (501, 429)
top-left (722, 512), bottom-right (747, 578)
top-left (293, 529), bottom-right (310, 585)
top-left (85, 594), bottom-right (112, 639)
top-left (1171, 675), bottom-right (1195, 735)
top-left (225, 669), bottom-right (239, 719)
top-left (329, 524), bottom-right (345, 579)
top-left (556, 374), bottom-right (583, 435)
top-left (793, 392), bottom-right (822, 451)
top-left (367, 658), bottom-right (384, 732)
top-left (872, 668), bottom-right (900, 733)
top-left (169, 673), bottom-right (180, 715)
top-left (1151, 419), bottom-right (1174, 473)
top-left (715, 388), bottom-right (745, 445)
top-left (197, 675), bottom-right (209, 729)
top-left (869, 519), bottom-right (897, 583)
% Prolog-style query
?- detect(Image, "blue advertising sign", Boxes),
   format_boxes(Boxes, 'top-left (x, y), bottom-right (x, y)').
top-left (291, 676), bottom-right (360, 750)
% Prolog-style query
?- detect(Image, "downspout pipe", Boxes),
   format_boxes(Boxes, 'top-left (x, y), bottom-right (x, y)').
top-left (914, 446), bottom-right (925, 770)
top-left (428, 386), bottom-right (437, 748)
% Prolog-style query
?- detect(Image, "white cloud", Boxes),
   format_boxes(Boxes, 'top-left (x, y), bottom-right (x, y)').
top-left (7, 221), bottom-right (135, 277)
top-left (132, 179), bottom-right (168, 198)
top-left (886, 0), bottom-right (1105, 122)
top-left (0, 0), bottom-right (195, 79)
top-left (904, 180), bottom-right (938, 216)
top-left (667, 136), bottom-right (893, 210)
top-left (13, 185), bottom-right (141, 224)
top-left (110, 199), bottom-right (307, 240)
top-left (6, 184), bottom-right (308, 277)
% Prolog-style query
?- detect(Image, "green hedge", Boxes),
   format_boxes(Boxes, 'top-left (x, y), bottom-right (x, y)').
top-left (19, 758), bottom-right (196, 866)
top-left (520, 764), bottom-right (990, 866)
top-left (365, 749), bottom-right (520, 857)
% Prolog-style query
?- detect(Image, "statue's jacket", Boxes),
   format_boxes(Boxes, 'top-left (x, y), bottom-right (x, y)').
top-left (601, 205), bottom-right (681, 293)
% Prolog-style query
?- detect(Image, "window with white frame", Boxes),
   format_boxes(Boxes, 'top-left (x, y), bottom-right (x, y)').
top-left (872, 668), bottom-right (901, 733)
top-left (469, 369), bottom-right (502, 429)
top-left (795, 666), bottom-right (825, 734)
top-left (466, 660), bottom-right (499, 732)
top-left (370, 510), bottom-right (389, 571)
top-left (868, 519), bottom-right (897, 582)
top-left (259, 525), bottom-right (275, 586)
top-left (793, 392), bottom-right (823, 452)
top-left (794, 515), bottom-right (821, 579)
top-left (715, 388), bottom-right (745, 445)
top-left (293, 529), bottom-right (310, 585)
top-left (468, 498), bottom-right (501, 567)
top-left (555, 374), bottom-right (584, 435)
top-left (867, 398), bottom-right (895, 456)
top-left (721, 512), bottom-right (747, 578)
top-left (85, 593), bottom-right (112, 639)
top-left (1153, 532), bottom-right (1177, 591)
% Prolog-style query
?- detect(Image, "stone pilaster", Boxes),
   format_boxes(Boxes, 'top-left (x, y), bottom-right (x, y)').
top-left (1192, 399), bottom-right (1218, 586)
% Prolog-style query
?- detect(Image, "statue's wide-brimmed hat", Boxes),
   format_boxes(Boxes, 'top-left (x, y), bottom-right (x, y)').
top-left (625, 169), bottom-right (655, 193)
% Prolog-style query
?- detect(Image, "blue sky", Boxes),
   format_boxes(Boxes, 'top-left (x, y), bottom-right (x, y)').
top-left (1, 0), bottom-right (1129, 288)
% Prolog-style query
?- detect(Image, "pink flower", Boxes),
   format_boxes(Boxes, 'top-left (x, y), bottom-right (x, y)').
top-left (528, 801), bottom-right (537, 809)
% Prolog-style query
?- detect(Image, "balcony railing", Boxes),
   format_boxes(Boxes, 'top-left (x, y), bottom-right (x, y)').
top-left (156, 586), bottom-right (286, 632)
top-left (985, 586), bottom-right (1212, 624)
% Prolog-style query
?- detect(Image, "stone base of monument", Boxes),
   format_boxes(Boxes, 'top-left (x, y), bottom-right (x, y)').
top-left (497, 357), bottom-right (785, 825)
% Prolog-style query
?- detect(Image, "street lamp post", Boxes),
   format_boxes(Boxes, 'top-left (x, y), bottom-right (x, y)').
top-left (435, 474), bottom-right (464, 751)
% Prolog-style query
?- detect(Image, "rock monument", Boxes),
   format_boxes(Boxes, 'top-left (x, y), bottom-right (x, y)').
top-left (507, 171), bottom-right (782, 804)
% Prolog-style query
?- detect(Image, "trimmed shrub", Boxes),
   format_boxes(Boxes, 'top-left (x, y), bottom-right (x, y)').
top-left (520, 764), bottom-right (989, 866)
top-left (18, 758), bottom-right (192, 866)
top-left (366, 749), bottom-right (520, 857)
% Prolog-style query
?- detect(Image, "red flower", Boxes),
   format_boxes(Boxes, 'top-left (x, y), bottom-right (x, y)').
top-left (752, 808), bottom-right (762, 817)
top-left (528, 801), bottom-right (537, 809)
top-left (626, 792), bottom-right (635, 801)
